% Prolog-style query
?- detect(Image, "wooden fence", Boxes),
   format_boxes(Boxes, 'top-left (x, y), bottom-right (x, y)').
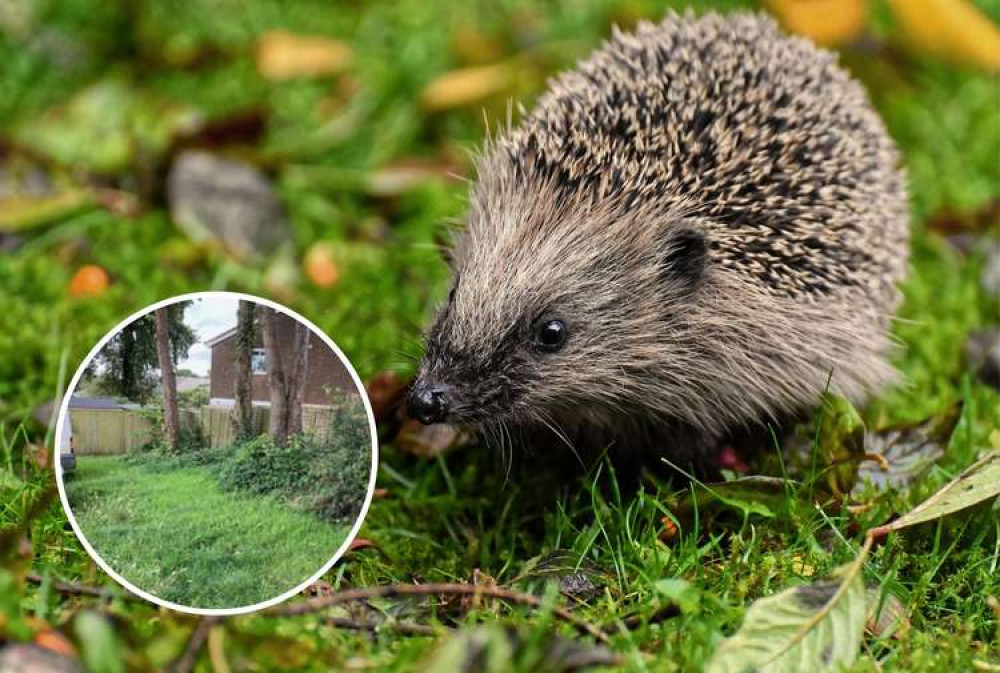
top-left (69, 409), bottom-right (154, 454)
top-left (70, 404), bottom-right (342, 454)
top-left (199, 405), bottom-right (340, 448)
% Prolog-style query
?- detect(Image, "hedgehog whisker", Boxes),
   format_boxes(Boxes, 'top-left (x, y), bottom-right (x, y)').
top-left (537, 410), bottom-right (584, 469)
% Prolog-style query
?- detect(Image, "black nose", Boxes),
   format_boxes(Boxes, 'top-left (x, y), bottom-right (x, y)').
top-left (406, 382), bottom-right (451, 425)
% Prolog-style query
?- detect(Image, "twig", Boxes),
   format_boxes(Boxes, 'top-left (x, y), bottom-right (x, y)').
top-left (328, 616), bottom-right (443, 637)
top-left (168, 616), bottom-right (220, 673)
top-left (268, 583), bottom-right (609, 643)
top-left (25, 573), bottom-right (144, 602)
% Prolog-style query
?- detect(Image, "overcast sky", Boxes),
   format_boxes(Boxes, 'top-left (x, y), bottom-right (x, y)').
top-left (177, 295), bottom-right (240, 376)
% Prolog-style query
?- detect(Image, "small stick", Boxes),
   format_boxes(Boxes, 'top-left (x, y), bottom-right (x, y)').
top-left (328, 616), bottom-right (442, 637)
top-left (268, 582), bottom-right (609, 643)
top-left (168, 616), bottom-right (219, 673)
top-left (25, 573), bottom-right (144, 602)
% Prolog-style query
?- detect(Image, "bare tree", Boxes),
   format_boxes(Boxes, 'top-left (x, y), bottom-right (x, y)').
top-left (154, 307), bottom-right (181, 453)
top-left (259, 307), bottom-right (311, 445)
top-left (233, 300), bottom-right (255, 441)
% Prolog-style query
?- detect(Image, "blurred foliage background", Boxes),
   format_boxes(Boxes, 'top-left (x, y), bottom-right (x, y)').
top-left (0, 0), bottom-right (998, 671)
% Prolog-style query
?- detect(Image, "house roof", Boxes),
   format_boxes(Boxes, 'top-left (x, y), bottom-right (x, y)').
top-left (69, 395), bottom-right (123, 410)
top-left (176, 375), bottom-right (209, 392)
top-left (204, 326), bottom-right (238, 348)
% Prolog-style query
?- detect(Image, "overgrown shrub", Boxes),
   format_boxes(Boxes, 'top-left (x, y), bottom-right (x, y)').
top-left (214, 397), bottom-right (371, 523)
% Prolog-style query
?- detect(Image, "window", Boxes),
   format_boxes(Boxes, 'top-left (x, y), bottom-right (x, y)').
top-left (251, 348), bottom-right (267, 373)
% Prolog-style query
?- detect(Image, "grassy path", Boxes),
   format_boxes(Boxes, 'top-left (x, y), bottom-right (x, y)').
top-left (65, 456), bottom-right (350, 609)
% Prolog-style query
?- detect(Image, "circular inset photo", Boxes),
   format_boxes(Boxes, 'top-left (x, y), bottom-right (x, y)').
top-left (55, 292), bottom-right (377, 614)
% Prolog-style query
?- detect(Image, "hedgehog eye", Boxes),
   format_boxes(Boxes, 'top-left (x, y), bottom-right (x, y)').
top-left (533, 319), bottom-right (568, 353)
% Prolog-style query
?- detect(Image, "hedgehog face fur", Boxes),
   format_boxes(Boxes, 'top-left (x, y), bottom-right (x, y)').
top-left (408, 12), bottom-right (909, 459)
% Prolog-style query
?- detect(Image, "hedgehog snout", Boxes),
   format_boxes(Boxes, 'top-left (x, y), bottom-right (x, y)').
top-left (406, 379), bottom-right (453, 425)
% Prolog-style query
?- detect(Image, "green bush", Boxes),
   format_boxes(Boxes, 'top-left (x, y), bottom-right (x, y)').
top-left (214, 397), bottom-right (371, 523)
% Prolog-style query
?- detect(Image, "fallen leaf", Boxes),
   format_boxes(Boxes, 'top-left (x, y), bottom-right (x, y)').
top-left (303, 242), bottom-right (341, 288)
top-left (926, 199), bottom-right (1000, 236)
top-left (365, 158), bottom-right (459, 197)
top-left (68, 265), bottom-right (109, 299)
top-left (0, 190), bottom-right (92, 233)
top-left (706, 550), bottom-right (869, 672)
top-left (34, 629), bottom-right (77, 658)
top-left (854, 404), bottom-right (961, 495)
top-left (512, 550), bottom-right (609, 603)
top-left (672, 476), bottom-right (794, 520)
top-left (302, 580), bottom-right (334, 597)
top-left (421, 63), bottom-right (515, 111)
top-left (348, 537), bottom-right (376, 552)
top-left (396, 419), bottom-right (468, 458)
top-left (766, 0), bottom-right (867, 47)
top-left (421, 624), bottom-right (620, 673)
top-left (868, 450), bottom-right (1000, 537)
top-left (658, 515), bottom-right (679, 543)
top-left (866, 587), bottom-right (909, 640)
top-left (365, 371), bottom-right (408, 423)
top-left (888, 0), bottom-right (1000, 70)
top-left (790, 554), bottom-right (816, 578)
top-left (256, 31), bottom-right (353, 80)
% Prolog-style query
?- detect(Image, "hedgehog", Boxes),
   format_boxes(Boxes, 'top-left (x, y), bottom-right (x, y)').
top-left (406, 12), bottom-right (909, 475)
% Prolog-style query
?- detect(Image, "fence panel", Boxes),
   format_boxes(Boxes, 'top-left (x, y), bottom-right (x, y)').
top-left (70, 410), bottom-right (153, 454)
top-left (199, 404), bottom-right (335, 447)
top-left (71, 405), bottom-right (341, 454)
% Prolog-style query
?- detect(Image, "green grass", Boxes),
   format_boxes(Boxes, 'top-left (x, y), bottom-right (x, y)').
top-left (1, 0), bottom-right (998, 670)
top-left (64, 455), bottom-right (350, 610)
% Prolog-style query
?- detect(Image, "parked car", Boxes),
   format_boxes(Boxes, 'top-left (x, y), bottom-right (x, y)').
top-left (60, 412), bottom-right (76, 474)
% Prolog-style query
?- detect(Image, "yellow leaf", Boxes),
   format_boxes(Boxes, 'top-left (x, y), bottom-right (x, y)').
top-left (255, 31), bottom-right (353, 80)
top-left (767, 0), bottom-right (867, 47)
top-left (421, 63), bottom-right (515, 111)
top-left (888, 0), bottom-right (1000, 70)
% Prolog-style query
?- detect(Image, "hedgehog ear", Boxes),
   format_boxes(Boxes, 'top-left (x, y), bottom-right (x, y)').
top-left (659, 229), bottom-right (706, 292)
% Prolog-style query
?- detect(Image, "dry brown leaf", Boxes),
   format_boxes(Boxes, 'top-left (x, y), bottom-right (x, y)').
top-left (866, 588), bottom-right (910, 639)
top-left (396, 419), bottom-right (468, 457)
top-left (33, 630), bottom-right (77, 658)
top-left (365, 371), bottom-right (408, 422)
top-left (303, 242), bottom-right (341, 288)
top-left (766, 0), bottom-right (867, 47)
top-left (256, 31), bottom-right (353, 80)
top-left (888, 0), bottom-right (1000, 70)
top-left (302, 579), bottom-right (334, 597)
top-left (348, 537), bottom-right (377, 552)
top-left (658, 515), bottom-right (679, 544)
top-left (68, 265), bottom-right (110, 299)
top-left (421, 63), bottom-right (515, 111)
top-left (365, 158), bottom-right (459, 197)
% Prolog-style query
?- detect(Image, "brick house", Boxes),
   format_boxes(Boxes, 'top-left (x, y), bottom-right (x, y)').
top-left (205, 313), bottom-right (355, 407)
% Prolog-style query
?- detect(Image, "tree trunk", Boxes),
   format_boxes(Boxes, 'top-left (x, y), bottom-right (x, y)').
top-left (260, 307), bottom-right (289, 445)
top-left (287, 322), bottom-right (310, 437)
top-left (154, 307), bottom-right (180, 453)
top-left (259, 307), bottom-right (311, 445)
top-left (233, 300), bottom-right (255, 441)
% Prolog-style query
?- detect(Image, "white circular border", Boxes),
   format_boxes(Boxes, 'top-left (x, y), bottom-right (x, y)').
top-left (54, 291), bottom-right (380, 616)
